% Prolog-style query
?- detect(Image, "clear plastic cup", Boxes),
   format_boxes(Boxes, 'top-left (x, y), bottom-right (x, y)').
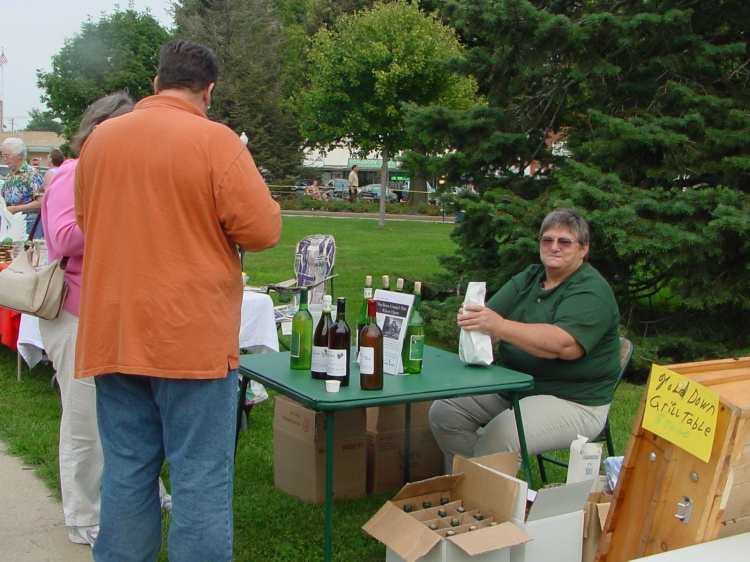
top-left (325, 380), bottom-right (341, 393)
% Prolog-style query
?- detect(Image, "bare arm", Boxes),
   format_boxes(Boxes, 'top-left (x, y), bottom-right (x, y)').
top-left (457, 303), bottom-right (584, 360)
top-left (7, 199), bottom-right (42, 214)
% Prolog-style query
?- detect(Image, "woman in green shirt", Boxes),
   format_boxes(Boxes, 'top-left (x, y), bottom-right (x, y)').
top-left (429, 208), bottom-right (620, 469)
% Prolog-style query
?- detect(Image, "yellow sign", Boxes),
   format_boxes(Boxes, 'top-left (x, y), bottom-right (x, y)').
top-left (642, 364), bottom-right (719, 463)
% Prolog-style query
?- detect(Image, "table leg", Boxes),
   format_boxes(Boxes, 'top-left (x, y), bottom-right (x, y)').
top-left (235, 375), bottom-right (250, 456)
top-left (511, 392), bottom-right (533, 484)
top-left (17, 352), bottom-right (22, 382)
top-left (324, 411), bottom-right (335, 562)
top-left (403, 402), bottom-right (412, 483)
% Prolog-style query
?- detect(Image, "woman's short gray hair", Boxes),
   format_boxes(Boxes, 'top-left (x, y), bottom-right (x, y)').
top-left (70, 91), bottom-right (134, 154)
top-left (539, 208), bottom-right (590, 246)
top-left (1, 137), bottom-right (27, 159)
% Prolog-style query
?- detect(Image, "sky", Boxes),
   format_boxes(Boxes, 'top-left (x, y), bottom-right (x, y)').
top-left (0, 0), bottom-right (175, 131)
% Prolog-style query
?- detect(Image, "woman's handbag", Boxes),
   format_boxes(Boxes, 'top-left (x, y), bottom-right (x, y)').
top-left (0, 213), bottom-right (68, 320)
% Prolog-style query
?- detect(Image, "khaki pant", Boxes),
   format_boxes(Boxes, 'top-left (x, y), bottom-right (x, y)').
top-left (429, 394), bottom-right (610, 472)
top-left (40, 310), bottom-right (102, 527)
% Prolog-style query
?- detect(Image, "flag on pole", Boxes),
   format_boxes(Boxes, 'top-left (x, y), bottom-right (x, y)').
top-left (0, 50), bottom-right (7, 66)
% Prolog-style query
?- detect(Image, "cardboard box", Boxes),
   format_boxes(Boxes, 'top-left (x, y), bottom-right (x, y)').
top-left (272, 395), bottom-right (366, 503)
top-left (367, 401), bottom-right (433, 434)
top-left (582, 492), bottom-right (612, 562)
top-left (367, 427), bottom-right (444, 494)
top-left (459, 453), bottom-right (592, 562)
top-left (364, 453), bottom-right (531, 562)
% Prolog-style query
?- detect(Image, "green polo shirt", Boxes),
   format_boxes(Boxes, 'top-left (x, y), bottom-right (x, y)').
top-left (487, 263), bottom-right (620, 406)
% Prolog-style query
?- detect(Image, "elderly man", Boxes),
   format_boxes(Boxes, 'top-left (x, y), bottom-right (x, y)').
top-left (0, 137), bottom-right (44, 238)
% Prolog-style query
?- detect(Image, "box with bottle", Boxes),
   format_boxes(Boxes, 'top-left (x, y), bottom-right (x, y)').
top-left (363, 453), bottom-right (530, 562)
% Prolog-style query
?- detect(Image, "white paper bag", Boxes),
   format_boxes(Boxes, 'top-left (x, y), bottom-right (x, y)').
top-left (566, 435), bottom-right (603, 488)
top-left (458, 281), bottom-right (494, 366)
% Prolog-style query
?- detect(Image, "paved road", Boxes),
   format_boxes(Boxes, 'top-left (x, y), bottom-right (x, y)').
top-left (281, 209), bottom-right (455, 223)
top-left (0, 441), bottom-right (92, 561)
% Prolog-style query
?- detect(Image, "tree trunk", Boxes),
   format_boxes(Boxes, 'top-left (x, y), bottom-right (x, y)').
top-left (410, 174), bottom-right (428, 207)
top-left (379, 146), bottom-right (389, 228)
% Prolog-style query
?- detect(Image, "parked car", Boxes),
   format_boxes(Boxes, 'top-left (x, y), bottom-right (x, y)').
top-left (327, 178), bottom-right (351, 199)
top-left (357, 183), bottom-right (399, 202)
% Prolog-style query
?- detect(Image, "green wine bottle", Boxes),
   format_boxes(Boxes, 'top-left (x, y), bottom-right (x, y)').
top-left (402, 281), bottom-right (425, 374)
top-left (356, 275), bottom-right (373, 350)
top-left (290, 289), bottom-right (313, 370)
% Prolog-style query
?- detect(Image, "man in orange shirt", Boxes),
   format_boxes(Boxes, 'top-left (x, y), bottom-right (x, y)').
top-left (75, 40), bottom-right (281, 561)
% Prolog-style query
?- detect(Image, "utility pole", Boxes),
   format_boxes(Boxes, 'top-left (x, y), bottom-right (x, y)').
top-left (0, 46), bottom-right (7, 132)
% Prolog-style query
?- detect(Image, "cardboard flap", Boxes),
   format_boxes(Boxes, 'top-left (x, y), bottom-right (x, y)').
top-left (362, 502), bottom-right (440, 562)
top-left (468, 452), bottom-right (521, 477)
top-left (452, 456), bottom-right (519, 523)
top-left (597, 503), bottom-right (610, 530)
top-left (392, 473), bottom-right (462, 501)
top-left (527, 479), bottom-right (593, 521)
top-left (447, 522), bottom-right (530, 555)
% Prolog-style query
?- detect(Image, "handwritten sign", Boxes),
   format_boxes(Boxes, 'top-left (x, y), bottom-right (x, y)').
top-left (642, 364), bottom-right (719, 463)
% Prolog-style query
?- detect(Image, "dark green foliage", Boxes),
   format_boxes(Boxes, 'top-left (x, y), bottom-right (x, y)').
top-left (173, 0), bottom-right (303, 180)
top-left (24, 109), bottom-right (63, 134)
top-left (37, 10), bottom-right (170, 142)
top-left (412, 0), bottom-right (750, 373)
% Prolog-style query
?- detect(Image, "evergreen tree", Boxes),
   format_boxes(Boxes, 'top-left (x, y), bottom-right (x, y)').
top-left (413, 0), bottom-right (750, 368)
top-left (174, 0), bottom-right (303, 180)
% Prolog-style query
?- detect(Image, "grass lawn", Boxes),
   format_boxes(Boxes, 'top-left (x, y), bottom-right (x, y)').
top-left (0, 215), bottom-right (645, 561)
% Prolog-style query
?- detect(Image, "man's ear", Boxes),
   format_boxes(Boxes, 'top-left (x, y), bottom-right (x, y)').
top-left (153, 76), bottom-right (160, 93)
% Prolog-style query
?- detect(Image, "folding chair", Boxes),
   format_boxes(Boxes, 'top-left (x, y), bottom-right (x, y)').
top-left (536, 336), bottom-right (634, 484)
top-left (235, 235), bottom-right (337, 453)
top-left (263, 234), bottom-right (337, 333)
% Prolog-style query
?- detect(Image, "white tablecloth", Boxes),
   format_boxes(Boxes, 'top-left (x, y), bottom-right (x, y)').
top-left (18, 290), bottom-right (278, 369)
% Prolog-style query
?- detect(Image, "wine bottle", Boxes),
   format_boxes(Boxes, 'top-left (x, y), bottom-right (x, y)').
top-left (356, 275), bottom-right (373, 350)
top-left (395, 277), bottom-right (404, 292)
top-left (381, 275), bottom-right (390, 290)
top-left (327, 297), bottom-right (351, 386)
top-left (312, 294), bottom-right (333, 380)
top-left (290, 289), bottom-right (313, 370)
top-left (402, 281), bottom-right (425, 374)
top-left (359, 299), bottom-right (383, 390)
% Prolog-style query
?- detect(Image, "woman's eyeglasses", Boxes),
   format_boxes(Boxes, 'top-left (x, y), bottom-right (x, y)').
top-left (540, 236), bottom-right (577, 249)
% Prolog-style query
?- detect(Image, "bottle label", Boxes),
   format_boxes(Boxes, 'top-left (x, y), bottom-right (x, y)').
top-left (311, 346), bottom-right (327, 372)
top-left (363, 288), bottom-right (373, 299)
top-left (409, 335), bottom-right (425, 361)
top-left (327, 349), bottom-right (348, 378)
top-left (359, 347), bottom-right (375, 374)
top-left (290, 333), bottom-right (301, 358)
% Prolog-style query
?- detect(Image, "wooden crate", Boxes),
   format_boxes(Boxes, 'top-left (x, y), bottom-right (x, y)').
top-left (597, 357), bottom-right (750, 562)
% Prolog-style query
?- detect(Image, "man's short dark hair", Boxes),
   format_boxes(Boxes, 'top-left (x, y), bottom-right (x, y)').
top-left (157, 40), bottom-right (218, 93)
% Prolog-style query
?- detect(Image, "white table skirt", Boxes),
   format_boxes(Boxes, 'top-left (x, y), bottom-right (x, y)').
top-left (18, 289), bottom-right (278, 369)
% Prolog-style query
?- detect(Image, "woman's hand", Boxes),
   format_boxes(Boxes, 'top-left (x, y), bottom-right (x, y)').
top-left (457, 304), bottom-right (505, 339)
top-left (6, 205), bottom-right (18, 214)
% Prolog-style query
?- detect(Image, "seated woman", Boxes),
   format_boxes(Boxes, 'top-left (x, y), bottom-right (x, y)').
top-left (305, 179), bottom-right (323, 200)
top-left (429, 208), bottom-right (620, 469)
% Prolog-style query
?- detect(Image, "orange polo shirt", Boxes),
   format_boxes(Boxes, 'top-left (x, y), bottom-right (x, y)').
top-left (74, 94), bottom-right (281, 379)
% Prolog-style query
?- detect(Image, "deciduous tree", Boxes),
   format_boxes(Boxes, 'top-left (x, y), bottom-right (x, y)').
top-left (37, 9), bottom-right (170, 142)
top-left (293, 0), bottom-right (479, 225)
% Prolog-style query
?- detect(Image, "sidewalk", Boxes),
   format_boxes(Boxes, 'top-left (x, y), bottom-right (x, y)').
top-left (0, 441), bottom-right (92, 562)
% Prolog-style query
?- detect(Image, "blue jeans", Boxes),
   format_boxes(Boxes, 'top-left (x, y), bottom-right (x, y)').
top-left (93, 371), bottom-right (238, 562)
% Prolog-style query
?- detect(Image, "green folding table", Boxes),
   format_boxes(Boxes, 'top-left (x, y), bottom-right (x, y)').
top-left (238, 344), bottom-right (534, 562)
